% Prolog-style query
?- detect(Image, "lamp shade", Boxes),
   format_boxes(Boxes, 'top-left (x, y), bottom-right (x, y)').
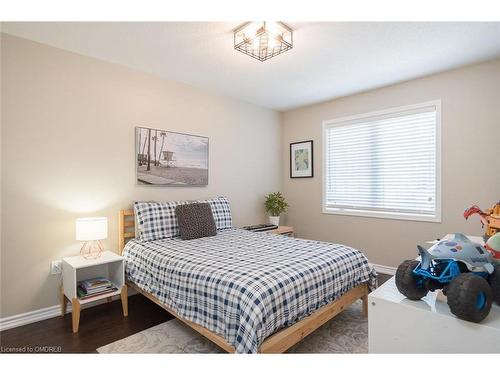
top-left (75, 217), bottom-right (108, 241)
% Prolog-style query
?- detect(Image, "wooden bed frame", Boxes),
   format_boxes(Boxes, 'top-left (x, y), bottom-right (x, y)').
top-left (118, 209), bottom-right (369, 353)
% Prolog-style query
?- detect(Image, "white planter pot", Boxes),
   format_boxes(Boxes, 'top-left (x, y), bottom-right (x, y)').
top-left (268, 216), bottom-right (280, 226)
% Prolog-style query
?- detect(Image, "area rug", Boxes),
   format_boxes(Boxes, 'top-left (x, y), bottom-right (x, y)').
top-left (97, 301), bottom-right (367, 354)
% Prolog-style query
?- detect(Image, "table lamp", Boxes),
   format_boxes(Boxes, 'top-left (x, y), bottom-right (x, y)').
top-left (75, 217), bottom-right (108, 259)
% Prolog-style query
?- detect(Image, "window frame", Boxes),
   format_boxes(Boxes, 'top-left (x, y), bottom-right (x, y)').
top-left (322, 100), bottom-right (442, 223)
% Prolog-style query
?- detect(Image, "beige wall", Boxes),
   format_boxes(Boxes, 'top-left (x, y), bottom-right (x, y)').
top-left (282, 59), bottom-right (500, 268)
top-left (0, 34), bottom-right (282, 317)
top-left (1, 33), bottom-right (499, 319)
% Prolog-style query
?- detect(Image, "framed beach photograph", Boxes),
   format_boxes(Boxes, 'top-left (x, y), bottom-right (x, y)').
top-left (290, 140), bottom-right (313, 178)
top-left (135, 126), bottom-right (209, 186)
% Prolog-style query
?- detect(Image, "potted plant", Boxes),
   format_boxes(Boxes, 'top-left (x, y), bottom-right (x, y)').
top-left (264, 192), bottom-right (288, 226)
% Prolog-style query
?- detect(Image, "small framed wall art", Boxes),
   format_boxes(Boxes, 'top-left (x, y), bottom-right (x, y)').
top-left (290, 140), bottom-right (313, 178)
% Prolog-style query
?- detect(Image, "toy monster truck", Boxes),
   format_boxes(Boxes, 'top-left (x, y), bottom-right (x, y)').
top-left (396, 233), bottom-right (500, 323)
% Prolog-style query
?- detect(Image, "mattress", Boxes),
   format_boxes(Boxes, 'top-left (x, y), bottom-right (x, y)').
top-left (123, 228), bottom-right (377, 353)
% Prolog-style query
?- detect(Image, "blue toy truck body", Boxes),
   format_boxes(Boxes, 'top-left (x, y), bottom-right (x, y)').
top-left (413, 259), bottom-right (487, 285)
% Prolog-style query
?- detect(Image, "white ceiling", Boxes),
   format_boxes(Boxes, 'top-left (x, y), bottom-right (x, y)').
top-left (3, 22), bottom-right (500, 111)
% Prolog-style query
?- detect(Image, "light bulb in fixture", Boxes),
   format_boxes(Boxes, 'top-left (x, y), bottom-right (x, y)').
top-left (245, 22), bottom-right (261, 37)
top-left (252, 37), bottom-right (260, 49)
top-left (267, 36), bottom-right (278, 49)
top-left (265, 21), bottom-right (280, 36)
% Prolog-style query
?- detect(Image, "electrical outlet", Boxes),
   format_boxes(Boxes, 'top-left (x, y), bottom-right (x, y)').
top-left (50, 260), bottom-right (62, 275)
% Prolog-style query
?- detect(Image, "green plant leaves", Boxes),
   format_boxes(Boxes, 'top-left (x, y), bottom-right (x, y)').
top-left (264, 192), bottom-right (288, 216)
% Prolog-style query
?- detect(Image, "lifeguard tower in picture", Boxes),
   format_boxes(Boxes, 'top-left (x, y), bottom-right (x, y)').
top-left (161, 150), bottom-right (176, 168)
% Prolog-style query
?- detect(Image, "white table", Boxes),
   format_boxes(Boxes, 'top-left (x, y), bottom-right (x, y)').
top-left (368, 277), bottom-right (500, 353)
top-left (61, 251), bottom-right (127, 333)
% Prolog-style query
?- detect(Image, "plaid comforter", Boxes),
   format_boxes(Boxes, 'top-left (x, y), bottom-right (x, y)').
top-left (123, 228), bottom-right (377, 353)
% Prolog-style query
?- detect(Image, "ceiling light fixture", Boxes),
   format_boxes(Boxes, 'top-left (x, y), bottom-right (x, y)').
top-left (234, 22), bottom-right (293, 62)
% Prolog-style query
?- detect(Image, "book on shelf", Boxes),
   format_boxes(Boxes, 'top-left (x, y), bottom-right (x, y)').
top-left (77, 277), bottom-right (117, 299)
top-left (79, 277), bottom-right (112, 291)
top-left (77, 285), bottom-right (118, 299)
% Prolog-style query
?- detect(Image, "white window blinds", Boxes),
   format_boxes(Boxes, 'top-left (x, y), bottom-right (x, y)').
top-left (323, 101), bottom-right (441, 222)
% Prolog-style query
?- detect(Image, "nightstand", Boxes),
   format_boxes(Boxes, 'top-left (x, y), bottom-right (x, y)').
top-left (61, 251), bottom-right (128, 333)
top-left (268, 226), bottom-right (294, 237)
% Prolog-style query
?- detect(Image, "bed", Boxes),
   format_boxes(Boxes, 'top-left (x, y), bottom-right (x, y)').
top-left (119, 208), bottom-right (376, 353)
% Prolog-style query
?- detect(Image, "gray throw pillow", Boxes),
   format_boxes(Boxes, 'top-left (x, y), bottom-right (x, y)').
top-left (175, 202), bottom-right (217, 240)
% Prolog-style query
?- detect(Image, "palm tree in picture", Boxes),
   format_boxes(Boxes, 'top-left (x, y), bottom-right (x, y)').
top-left (141, 129), bottom-right (147, 164)
top-left (137, 129), bottom-right (142, 166)
top-left (146, 128), bottom-right (152, 171)
top-left (158, 131), bottom-right (167, 166)
top-left (152, 130), bottom-right (158, 166)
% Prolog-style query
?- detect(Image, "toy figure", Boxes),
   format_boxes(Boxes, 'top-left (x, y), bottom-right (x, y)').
top-left (485, 232), bottom-right (500, 263)
top-left (396, 233), bottom-right (500, 323)
top-left (464, 201), bottom-right (500, 240)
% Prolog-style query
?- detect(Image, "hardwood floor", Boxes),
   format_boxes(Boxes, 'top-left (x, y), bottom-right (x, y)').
top-left (377, 272), bottom-right (392, 285)
top-left (0, 273), bottom-right (392, 353)
top-left (0, 294), bottom-right (173, 353)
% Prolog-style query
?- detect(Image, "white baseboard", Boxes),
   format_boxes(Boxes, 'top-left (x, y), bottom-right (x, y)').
top-left (0, 304), bottom-right (67, 332)
top-left (0, 292), bottom-right (135, 332)
top-left (371, 263), bottom-right (397, 276)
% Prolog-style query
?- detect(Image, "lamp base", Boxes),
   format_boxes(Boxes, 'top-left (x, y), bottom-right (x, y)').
top-left (80, 240), bottom-right (104, 259)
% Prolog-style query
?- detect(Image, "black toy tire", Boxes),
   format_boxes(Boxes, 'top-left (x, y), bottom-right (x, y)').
top-left (488, 265), bottom-right (500, 305)
top-left (395, 260), bottom-right (428, 300)
top-left (447, 273), bottom-right (492, 323)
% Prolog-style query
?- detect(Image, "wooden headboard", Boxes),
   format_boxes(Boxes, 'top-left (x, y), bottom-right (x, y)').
top-left (118, 209), bottom-right (135, 255)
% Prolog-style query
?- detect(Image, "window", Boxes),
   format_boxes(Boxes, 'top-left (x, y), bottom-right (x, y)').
top-left (322, 101), bottom-right (441, 222)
